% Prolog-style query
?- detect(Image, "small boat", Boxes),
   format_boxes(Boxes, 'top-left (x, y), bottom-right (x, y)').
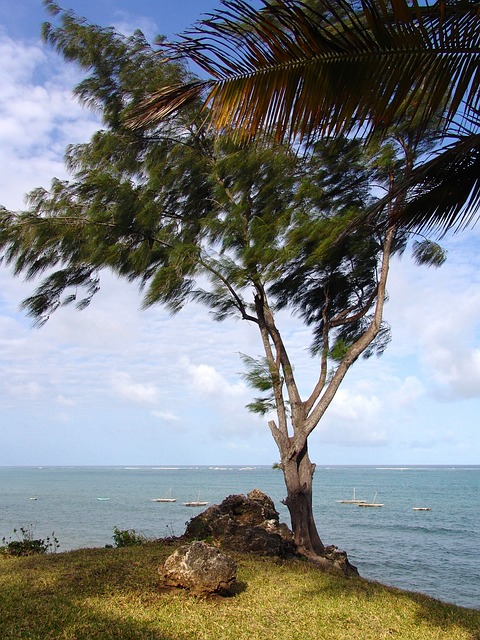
top-left (183, 501), bottom-right (209, 507)
top-left (97, 497), bottom-right (110, 501)
top-left (413, 507), bottom-right (432, 511)
top-left (29, 497), bottom-right (38, 500)
top-left (150, 488), bottom-right (176, 503)
top-left (183, 490), bottom-right (209, 507)
top-left (358, 492), bottom-right (383, 507)
top-left (337, 488), bottom-right (366, 504)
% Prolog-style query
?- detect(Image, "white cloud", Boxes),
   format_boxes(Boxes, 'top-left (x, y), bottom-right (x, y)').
top-left (385, 247), bottom-right (480, 401)
top-left (389, 376), bottom-right (426, 408)
top-left (54, 412), bottom-right (72, 424)
top-left (110, 371), bottom-right (160, 404)
top-left (330, 388), bottom-right (382, 421)
top-left (6, 380), bottom-right (43, 400)
top-left (0, 33), bottom-right (98, 211)
top-left (56, 395), bottom-right (75, 407)
top-left (112, 12), bottom-right (159, 40)
top-left (0, 32), bottom-right (43, 83)
top-left (314, 388), bottom-right (387, 446)
top-left (178, 356), bottom-right (265, 440)
top-left (420, 303), bottom-right (480, 398)
top-left (408, 427), bottom-right (456, 450)
top-left (183, 358), bottom-right (246, 397)
top-left (424, 343), bottom-right (480, 400)
top-left (151, 410), bottom-right (181, 422)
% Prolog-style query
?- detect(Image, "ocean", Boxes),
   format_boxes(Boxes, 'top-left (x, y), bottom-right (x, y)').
top-left (0, 465), bottom-right (478, 610)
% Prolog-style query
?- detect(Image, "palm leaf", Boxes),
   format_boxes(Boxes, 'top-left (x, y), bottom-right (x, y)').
top-left (130, 0), bottom-right (480, 142)
top-left (129, 80), bottom-right (210, 127)
top-left (392, 133), bottom-right (480, 234)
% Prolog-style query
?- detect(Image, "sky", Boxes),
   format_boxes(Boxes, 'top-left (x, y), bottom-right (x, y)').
top-left (0, 0), bottom-right (479, 467)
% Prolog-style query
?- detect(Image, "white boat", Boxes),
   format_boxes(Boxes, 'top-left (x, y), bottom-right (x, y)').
top-left (413, 507), bottom-right (432, 511)
top-left (183, 490), bottom-right (209, 507)
top-left (97, 497), bottom-right (110, 501)
top-left (337, 488), bottom-right (366, 504)
top-left (358, 492), bottom-right (383, 507)
top-left (151, 488), bottom-right (176, 503)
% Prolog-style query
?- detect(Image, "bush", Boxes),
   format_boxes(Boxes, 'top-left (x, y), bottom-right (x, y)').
top-left (112, 527), bottom-right (147, 548)
top-left (1, 526), bottom-right (59, 557)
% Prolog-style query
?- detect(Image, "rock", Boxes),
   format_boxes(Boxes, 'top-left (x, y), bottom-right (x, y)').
top-left (183, 490), bottom-right (358, 577)
top-left (312, 545), bottom-right (360, 578)
top-left (184, 489), bottom-right (297, 558)
top-left (323, 545), bottom-right (359, 577)
top-left (162, 540), bottom-right (237, 595)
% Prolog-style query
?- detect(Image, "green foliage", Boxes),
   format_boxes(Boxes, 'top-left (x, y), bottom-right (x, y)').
top-left (269, 138), bottom-right (396, 359)
top-left (0, 6), bottom-right (433, 363)
top-left (1, 526), bottom-right (59, 557)
top-left (328, 338), bottom-right (349, 363)
top-left (112, 527), bottom-right (147, 548)
top-left (240, 354), bottom-right (277, 392)
top-left (42, 0), bottom-right (195, 128)
top-left (412, 240), bottom-right (447, 267)
top-left (245, 397), bottom-right (277, 416)
top-left (240, 354), bottom-right (279, 416)
top-left (0, 4), bottom-right (210, 324)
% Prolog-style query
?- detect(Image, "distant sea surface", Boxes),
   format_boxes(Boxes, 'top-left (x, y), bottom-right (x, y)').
top-left (0, 465), bottom-right (478, 610)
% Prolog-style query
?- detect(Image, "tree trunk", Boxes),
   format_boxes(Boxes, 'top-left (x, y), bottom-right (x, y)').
top-left (281, 442), bottom-right (325, 556)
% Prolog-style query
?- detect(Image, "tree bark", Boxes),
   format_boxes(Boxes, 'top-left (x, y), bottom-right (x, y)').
top-left (281, 441), bottom-right (325, 556)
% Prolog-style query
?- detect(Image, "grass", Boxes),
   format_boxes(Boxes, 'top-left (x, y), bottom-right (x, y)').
top-left (0, 541), bottom-right (479, 640)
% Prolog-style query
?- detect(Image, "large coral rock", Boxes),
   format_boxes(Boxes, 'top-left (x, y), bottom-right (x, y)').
top-left (162, 540), bottom-right (237, 595)
top-left (185, 489), bottom-right (297, 558)
top-left (183, 489), bottom-right (359, 577)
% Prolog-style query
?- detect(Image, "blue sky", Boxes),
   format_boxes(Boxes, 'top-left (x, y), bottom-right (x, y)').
top-left (0, 0), bottom-right (479, 466)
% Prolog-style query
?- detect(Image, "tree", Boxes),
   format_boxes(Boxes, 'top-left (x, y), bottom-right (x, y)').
top-left (130, 0), bottom-right (480, 236)
top-left (0, 3), bottom-right (443, 563)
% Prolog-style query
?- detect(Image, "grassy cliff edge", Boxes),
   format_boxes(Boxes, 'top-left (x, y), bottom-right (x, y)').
top-left (1, 542), bottom-right (478, 640)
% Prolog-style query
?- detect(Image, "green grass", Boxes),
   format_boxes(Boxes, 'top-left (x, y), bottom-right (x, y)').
top-left (1, 541), bottom-right (479, 639)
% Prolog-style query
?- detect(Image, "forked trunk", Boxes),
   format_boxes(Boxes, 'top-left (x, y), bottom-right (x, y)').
top-left (281, 443), bottom-right (325, 556)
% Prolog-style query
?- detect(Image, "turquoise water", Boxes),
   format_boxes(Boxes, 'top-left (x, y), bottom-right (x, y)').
top-left (0, 465), bottom-right (478, 610)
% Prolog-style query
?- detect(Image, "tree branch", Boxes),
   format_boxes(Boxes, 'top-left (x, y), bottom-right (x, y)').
top-left (330, 286), bottom-right (379, 328)
top-left (304, 286), bottom-right (331, 416)
top-left (304, 223), bottom-right (397, 437)
top-left (254, 281), bottom-right (305, 437)
top-left (198, 254), bottom-right (258, 324)
top-left (254, 290), bottom-right (290, 440)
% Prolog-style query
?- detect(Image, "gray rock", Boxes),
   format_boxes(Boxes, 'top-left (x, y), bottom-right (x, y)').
top-left (184, 489), bottom-right (296, 558)
top-left (162, 540), bottom-right (237, 595)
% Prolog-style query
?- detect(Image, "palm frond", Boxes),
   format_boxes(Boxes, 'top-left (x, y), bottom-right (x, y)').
top-left (393, 133), bottom-right (480, 234)
top-left (128, 81), bottom-right (211, 129)
top-left (130, 0), bottom-right (480, 141)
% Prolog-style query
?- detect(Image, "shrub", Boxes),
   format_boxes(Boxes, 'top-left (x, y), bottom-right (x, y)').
top-left (1, 526), bottom-right (59, 556)
top-left (112, 527), bottom-right (146, 548)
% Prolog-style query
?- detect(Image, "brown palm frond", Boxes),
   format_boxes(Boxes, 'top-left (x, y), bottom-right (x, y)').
top-left (128, 81), bottom-right (212, 129)
top-left (130, 0), bottom-right (480, 141)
